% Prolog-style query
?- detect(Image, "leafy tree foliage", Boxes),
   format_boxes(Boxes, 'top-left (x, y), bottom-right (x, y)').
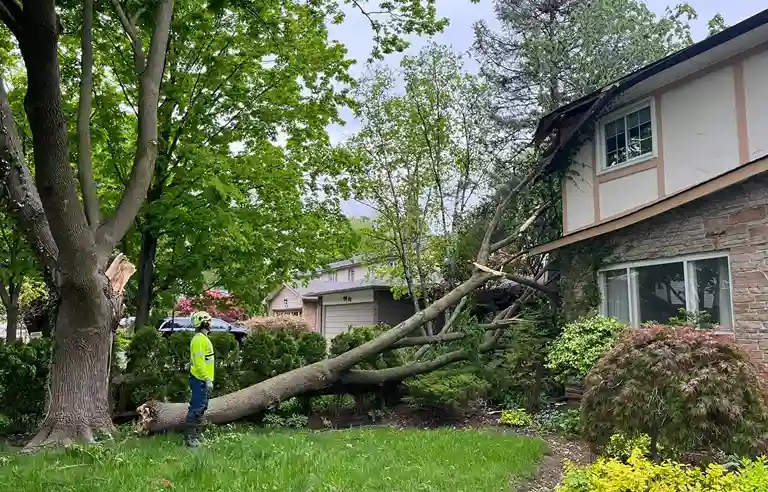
top-left (348, 43), bottom-right (495, 320)
top-left (0, 212), bottom-right (38, 341)
top-left (474, 0), bottom-right (698, 136)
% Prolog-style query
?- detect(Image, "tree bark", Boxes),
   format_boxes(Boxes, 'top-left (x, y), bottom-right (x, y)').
top-left (0, 278), bottom-right (19, 343)
top-left (25, 290), bottom-right (116, 449)
top-left (134, 228), bottom-right (157, 328)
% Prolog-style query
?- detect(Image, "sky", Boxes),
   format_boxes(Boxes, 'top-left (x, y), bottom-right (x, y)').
top-left (326, 0), bottom-right (764, 217)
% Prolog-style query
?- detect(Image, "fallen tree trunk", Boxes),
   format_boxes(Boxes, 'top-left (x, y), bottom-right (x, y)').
top-left (137, 271), bottom-right (497, 433)
top-left (137, 165), bottom-right (554, 434)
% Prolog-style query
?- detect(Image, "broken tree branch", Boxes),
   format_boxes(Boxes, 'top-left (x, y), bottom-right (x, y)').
top-left (77, 0), bottom-right (101, 229)
top-left (477, 165), bottom-right (541, 265)
top-left (472, 262), bottom-right (557, 296)
top-left (413, 295), bottom-right (468, 360)
top-left (98, 0), bottom-right (174, 251)
top-left (491, 200), bottom-right (552, 253)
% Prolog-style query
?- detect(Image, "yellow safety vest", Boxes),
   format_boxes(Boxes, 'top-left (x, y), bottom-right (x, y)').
top-left (190, 332), bottom-right (214, 382)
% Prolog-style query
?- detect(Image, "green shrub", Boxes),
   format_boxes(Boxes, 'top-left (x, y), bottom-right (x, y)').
top-left (532, 407), bottom-right (582, 437)
top-left (546, 314), bottom-right (627, 383)
top-left (329, 325), bottom-right (405, 369)
top-left (604, 432), bottom-right (654, 462)
top-left (556, 451), bottom-right (768, 491)
top-left (208, 332), bottom-right (240, 396)
top-left (297, 331), bottom-right (327, 365)
top-left (123, 328), bottom-right (242, 406)
top-left (404, 369), bottom-right (490, 413)
top-left (581, 325), bottom-right (768, 460)
top-left (0, 338), bottom-right (51, 433)
top-left (482, 300), bottom-right (561, 410)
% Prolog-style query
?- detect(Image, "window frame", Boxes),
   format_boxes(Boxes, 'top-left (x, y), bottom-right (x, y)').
top-left (595, 97), bottom-right (658, 175)
top-left (597, 251), bottom-right (734, 333)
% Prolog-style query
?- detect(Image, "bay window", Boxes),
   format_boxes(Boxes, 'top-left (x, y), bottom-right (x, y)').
top-left (598, 253), bottom-right (733, 330)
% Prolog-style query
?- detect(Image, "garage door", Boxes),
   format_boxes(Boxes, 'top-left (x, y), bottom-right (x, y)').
top-left (324, 303), bottom-right (375, 339)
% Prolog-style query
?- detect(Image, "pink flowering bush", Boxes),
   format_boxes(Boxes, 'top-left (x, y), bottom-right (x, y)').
top-left (174, 289), bottom-right (247, 322)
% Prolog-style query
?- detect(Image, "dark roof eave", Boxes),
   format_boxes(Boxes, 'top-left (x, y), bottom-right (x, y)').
top-left (307, 284), bottom-right (392, 296)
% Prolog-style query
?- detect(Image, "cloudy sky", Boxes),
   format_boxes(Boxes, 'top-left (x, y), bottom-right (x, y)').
top-left (326, 0), bottom-right (764, 217)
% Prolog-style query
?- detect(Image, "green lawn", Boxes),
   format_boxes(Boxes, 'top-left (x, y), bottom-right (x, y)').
top-left (0, 426), bottom-right (545, 491)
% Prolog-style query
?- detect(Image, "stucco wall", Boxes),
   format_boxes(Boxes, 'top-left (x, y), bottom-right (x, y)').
top-left (561, 43), bottom-right (767, 234)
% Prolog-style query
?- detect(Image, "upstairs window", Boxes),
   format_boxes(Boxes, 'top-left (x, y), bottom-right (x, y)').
top-left (348, 269), bottom-right (355, 282)
top-left (327, 271), bottom-right (338, 282)
top-left (598, 99), bottom-right (656, 172)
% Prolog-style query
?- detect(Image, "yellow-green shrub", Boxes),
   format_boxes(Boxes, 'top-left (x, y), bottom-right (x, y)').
top-left (499, 408), bottom-right (532, 427)
top-left (556, 451), bottom-right (768, 491)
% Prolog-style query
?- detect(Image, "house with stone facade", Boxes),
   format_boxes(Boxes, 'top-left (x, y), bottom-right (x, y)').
top-left (528, 9), bottom-right (768, 377)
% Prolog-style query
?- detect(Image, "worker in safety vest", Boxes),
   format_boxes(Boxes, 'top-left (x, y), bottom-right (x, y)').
top-left (186, 310), bottom-right (215, 447)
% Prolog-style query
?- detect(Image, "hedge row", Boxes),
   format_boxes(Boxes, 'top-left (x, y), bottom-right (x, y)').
top-left (116, 325), bottom-right (328, 412)
top-left (0, 322), bottom-right (411, 433)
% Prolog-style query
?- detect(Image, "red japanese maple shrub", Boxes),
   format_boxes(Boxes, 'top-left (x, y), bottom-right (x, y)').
top-left (581, 324), bottom-right (768, 460)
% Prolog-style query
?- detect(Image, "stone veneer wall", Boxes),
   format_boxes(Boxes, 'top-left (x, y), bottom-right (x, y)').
top-left (560, 173), bottom-right (768, 378)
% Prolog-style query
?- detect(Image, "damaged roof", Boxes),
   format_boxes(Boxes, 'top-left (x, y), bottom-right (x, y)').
top-left (533, 7), bottom-right (768, 177)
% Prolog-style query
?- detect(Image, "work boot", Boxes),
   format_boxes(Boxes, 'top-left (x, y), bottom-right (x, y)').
top-left (184, 421), bottom-right (201, 448)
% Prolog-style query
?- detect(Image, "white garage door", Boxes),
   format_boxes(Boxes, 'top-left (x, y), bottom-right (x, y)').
top-left (324, 303), bottom-right (375, 339)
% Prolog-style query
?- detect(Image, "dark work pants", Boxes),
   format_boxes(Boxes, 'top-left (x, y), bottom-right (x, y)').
top-left (186, 374), bottom-right (209, 437)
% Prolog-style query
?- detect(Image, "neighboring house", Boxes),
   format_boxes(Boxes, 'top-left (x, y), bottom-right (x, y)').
top-left (529, 10), bottom-right (768, 378)
top-left (265, 257), bottom-right (415, 339)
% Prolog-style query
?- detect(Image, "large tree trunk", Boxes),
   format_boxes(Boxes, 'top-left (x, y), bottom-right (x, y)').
top-left (27, 288), bottom-right (116, 447)
top-left (26, 254), bottom-right (134, 448)
top-left (135, 228), bottom-right (157, 328)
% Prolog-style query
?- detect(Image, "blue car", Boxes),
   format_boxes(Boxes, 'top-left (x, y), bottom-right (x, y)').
top-left (156, 316), bottom-right (248, 344)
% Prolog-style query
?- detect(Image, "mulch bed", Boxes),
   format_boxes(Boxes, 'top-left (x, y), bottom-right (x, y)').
top-left (511, 433), bottom-right (595, 491)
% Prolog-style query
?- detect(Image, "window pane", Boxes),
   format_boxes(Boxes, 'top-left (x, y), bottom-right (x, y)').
top-left (633, 262), bottom-right (686, 325)
top-left (626, 111), bottom-right (639, 128)
top-left (640, 121), bottom-right (652, 139)
top-left (689, 257), bottom-right (732, 329)
top-left (605, 120), bottom-right (616, 138)
top-left (606, 135), bottom-right (617, 153)
top-left (606, 151), bottom-right (618, 167)
top-left (616, 132), bottom-right (626, 151)
top-left (614, 118), bottom-right (626, 138)
top-left (640, 137), bottom-right (652, 154)
top-left (604, 270), bottom-right (630, 324)
top-left (638, 106), bottom-right (651, 124)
